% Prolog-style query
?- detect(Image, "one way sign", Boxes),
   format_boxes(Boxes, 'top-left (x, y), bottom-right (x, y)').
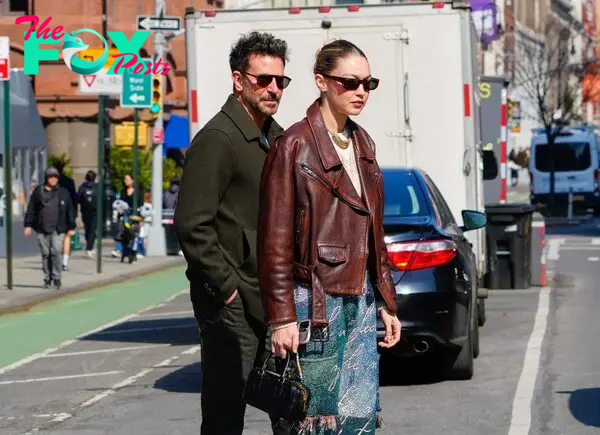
top-left (137, 15), bottom-right (181, 31)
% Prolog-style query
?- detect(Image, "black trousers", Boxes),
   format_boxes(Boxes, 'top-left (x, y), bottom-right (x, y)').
top-left (193, 291), bottom-right (289, 435)
top-left (82, 213), bottom-right (96, 251)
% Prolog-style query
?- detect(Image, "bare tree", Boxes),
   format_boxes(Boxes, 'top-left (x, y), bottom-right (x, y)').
top-left (510, 19), bottom-right (588, 210)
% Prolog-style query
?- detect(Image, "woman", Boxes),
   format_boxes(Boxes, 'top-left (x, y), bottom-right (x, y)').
top-left (258, 40), bottom-right (401, 434)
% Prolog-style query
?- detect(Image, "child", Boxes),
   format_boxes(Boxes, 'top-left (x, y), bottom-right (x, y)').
top-left (137, 191), bottom-right (153, 258)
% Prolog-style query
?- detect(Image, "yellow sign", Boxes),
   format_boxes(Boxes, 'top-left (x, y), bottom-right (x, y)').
top-left (115, 122), bottom-right (148, 148)
top-left (77, 47), bottom-right (121, 69)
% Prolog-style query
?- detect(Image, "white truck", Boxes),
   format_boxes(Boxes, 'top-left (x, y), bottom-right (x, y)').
top-left (184, 0), bottom-right (488, 284)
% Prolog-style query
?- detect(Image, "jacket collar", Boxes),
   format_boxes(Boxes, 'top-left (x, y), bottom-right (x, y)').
top-left (305, 98), bottom-right (375, 171)
top-left (221, 94), bottom-right (283, 150)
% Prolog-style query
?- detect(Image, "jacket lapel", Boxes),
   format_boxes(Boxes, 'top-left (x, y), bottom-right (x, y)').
top-left (306, 100), bottom-right (373, 214)
top-left (351, 124), bottom-right (379, 216)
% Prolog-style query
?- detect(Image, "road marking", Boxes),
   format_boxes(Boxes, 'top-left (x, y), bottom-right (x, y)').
top-left (0, 289), bottom-right (188, 376)
top-left (0, 413), bottom-right (67, 421)
top-left (508, 287), bottom-right (551, 435)
top-left (589, 257), bottom-right (599, 262)
top-left (558, 246), bottom-right (600, 250)
top-left (38, 345), bottom-right (201, 427)
top-left (594, 239), bottom-right (600, 245)
top-left (0, 371), bottom-right (122, 385)
top-left (137, 310), bottom-right (193, 318)
top-left (41, 344), bottom-right (172, 357)
top-left (91, 323), bottom-right (196, 336)
top-left (546, 238), bottom-right (562, 261)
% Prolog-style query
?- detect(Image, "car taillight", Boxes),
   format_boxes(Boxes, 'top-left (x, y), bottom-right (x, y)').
top-left (387, 239), bottom-right (457, 271)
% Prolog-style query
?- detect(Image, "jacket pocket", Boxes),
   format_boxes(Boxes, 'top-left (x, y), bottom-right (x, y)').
top-left (317, 244), bottom-right (348, 266)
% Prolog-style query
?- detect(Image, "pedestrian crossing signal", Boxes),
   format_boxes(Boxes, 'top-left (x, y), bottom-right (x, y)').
top-left (150, 74), bottom-right (163, 117)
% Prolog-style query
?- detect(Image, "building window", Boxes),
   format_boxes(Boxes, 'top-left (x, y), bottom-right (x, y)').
top-left (9, 0), bottom-right (27, 13)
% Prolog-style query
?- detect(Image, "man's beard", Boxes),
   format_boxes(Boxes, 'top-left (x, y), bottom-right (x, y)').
top-left (244, 91), bottom-right (280, 117)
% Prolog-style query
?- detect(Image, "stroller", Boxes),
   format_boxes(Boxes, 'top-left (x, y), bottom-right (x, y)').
top-left (113, 199), bottom-right (143, 264)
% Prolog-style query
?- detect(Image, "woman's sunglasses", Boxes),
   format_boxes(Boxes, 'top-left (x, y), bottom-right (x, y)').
top-left (244, 72), bottom-right (292, 90)
top-left (323, 74), bottom-right (380, 91)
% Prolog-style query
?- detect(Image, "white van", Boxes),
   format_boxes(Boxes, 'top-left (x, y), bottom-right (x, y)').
top-left (529, 126), bottom-right (600, 213)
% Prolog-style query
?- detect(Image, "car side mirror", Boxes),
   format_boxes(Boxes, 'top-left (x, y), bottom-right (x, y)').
top-left (460, 210), bottom-right (487, 232)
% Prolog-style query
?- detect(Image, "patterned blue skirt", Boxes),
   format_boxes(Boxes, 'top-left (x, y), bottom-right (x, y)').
top-left (281, 272), bottom-right (383, 434)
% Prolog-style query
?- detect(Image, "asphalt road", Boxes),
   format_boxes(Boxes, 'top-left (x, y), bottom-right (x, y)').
top-left (0, 222), bottom-right (599, 434)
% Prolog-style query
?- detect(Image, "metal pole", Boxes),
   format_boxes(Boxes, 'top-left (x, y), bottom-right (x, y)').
top-left (147, 0), bottom-right (166, 256)
top-left (102, 0), bottom-right (113, 238)
top-left (567, 187), bottom-right (573, 220)
top-left (133, 108), bottom-right (139, 213)
top-left (4, 80), bottom-right (12, 290)
top-left (96, 97), bottom-right (105, 274)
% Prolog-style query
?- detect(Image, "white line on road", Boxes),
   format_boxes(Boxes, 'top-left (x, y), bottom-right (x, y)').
top-left (558, 246), bottom-right (600, 250)
top-left (0, 371), bottom-right (122, 385)
top-left (91, 323), bottom-right (196, 335)
top-left (137, 310), bottom-right (193, 318)
top-left (40, 344), bottom-right (172, 357)
top-left (0, 289), bottom-right (188, 376)
top-left (546, 239), bottom-right (562, 261)
top-left (507, 287), bottom-right (551, 435)
top-left (43, 345), bottom-right (201, 427)
top-left (592, 238), bottom-right (600, 245)
top-left (589, 257), bottom-right (599, 262)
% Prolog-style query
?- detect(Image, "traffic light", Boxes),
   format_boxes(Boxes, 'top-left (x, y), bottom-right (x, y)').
top-left (150, 74), bottom-right (163, 118)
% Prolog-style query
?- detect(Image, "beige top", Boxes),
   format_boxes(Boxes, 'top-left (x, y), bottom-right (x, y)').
top-left (328, 129), bottom-right (362, 198)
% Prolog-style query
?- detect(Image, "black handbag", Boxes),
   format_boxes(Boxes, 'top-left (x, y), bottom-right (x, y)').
top-left (243, 352), bottom-right (311, 422)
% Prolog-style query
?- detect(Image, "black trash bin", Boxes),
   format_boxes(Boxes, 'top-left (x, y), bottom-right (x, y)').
top-left (484, 203), bottom-right (537, 289)
top-left (162, 209), bottom-right (180, 255)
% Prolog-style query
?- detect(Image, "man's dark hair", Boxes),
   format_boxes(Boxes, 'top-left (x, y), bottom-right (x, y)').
top-left (85, 170), bottom-right (96, 182)
top-left (229, 32), bottom-right (289, 73)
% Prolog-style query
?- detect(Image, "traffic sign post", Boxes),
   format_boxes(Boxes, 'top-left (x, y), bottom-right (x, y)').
top-left (120, 58), bottom-right (152, 108)
top-left (137, 15), bottom-right (181, 31)
top-left (0, 36), bottom-right (11, 289)
top-left (133, 108), bottom-right (139, 213)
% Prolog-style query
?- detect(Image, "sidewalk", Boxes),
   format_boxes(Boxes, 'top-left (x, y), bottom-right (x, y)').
top-left (0, 249), bottom-right (187, 315)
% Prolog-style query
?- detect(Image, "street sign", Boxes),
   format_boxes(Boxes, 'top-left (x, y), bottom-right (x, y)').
top-left (153, 127), bottom-right (164, 144)
top-left (120, 58), bottom-right (152, 108)
top-left (115, 121), bottom-right (149, 148)
top-left (77, 47), bottom-right (120, 69)
top-left (79, 68), bottom-right (122, 95)
top-left (0, 37), bottom-right (9, 81)
top-left (136, 15), bottom-right (181, 31)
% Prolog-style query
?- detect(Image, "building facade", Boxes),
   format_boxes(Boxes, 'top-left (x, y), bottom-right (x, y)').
top-left (0, 0), bottom-right (221, 184)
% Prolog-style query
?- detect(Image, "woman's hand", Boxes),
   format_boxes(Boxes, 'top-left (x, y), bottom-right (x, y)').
top-left (271, 323), bottom-right (299, 359)
top-left (378, 308), bottom-right (401, 348)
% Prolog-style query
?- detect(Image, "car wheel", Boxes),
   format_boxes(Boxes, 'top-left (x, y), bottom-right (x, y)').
top-left (445, 322), bottom-right (474, 381)
top-left (472, 307), bottom-right (480, 359)
top-left (478, 298), bottom-right (486, 327)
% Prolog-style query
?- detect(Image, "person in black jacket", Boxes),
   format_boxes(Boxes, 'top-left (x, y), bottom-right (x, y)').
top-left (77, 170), bottom-right (98, 257)
top-left (24, 167), bottom-right (76, 289)
top-left (53, 161), bottom-right (77, 271)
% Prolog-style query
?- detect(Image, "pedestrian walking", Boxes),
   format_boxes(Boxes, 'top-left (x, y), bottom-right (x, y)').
top-left (53, 161), bottom-right (77, 271)
top-left (77, 170), bottom-right (98, 257)
top-left (174, 31), bottom-right (290, 435)
top-left (163, 177), bottom-right (180, 210)
top-left (258, 39), bottom-right (401, 433)
top-left (24, 167), bottom-right (76, 289)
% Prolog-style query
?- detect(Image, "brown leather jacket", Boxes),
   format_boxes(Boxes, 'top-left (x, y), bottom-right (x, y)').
top-left (258, 99), bottom-right (396, 327)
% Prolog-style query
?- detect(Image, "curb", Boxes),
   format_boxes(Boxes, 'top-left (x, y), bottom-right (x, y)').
top-left (544, 214), bottom-right (593, 227)
top-left (0, 258), bottom-right (187, 317)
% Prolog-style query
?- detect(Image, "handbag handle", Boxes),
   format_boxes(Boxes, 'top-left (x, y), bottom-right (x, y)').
top-left (258, 351), bottom-right (298, 382)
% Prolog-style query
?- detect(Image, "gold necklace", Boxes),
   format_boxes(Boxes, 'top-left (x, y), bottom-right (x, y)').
top-left (329, 130), bottom-right (351, 150)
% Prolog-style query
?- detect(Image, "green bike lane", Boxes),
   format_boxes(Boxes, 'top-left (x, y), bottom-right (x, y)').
top-left (0, 266), bottom-right (189, 370)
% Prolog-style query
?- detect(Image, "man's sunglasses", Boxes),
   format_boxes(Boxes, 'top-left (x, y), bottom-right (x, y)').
top-left (323, 74), bottom-right (380, 91)
top-left (244, 72), bottom-right (292, 90)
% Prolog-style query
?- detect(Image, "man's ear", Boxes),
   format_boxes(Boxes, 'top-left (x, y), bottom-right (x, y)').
top-left (232, 71), bottom-right (244, 93)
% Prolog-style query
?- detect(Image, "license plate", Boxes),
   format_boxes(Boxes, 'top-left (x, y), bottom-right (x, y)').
top-left (574, 195), bottom-right (585, 201)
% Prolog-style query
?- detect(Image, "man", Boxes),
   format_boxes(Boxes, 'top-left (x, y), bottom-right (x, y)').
top-left (77, 170), bottom-right (98, 257)
top-left (24, 167), bottom-right (76, 289)
top-left (174, 32), bottom-right (290, 435)
top-left (53, 161), bottom-right (77, 271)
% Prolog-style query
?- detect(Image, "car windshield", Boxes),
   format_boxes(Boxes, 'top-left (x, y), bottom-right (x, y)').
top-left (535, 142), bottom-right (591, 172)
top-left (382, 171), bottom-right (428, 217)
